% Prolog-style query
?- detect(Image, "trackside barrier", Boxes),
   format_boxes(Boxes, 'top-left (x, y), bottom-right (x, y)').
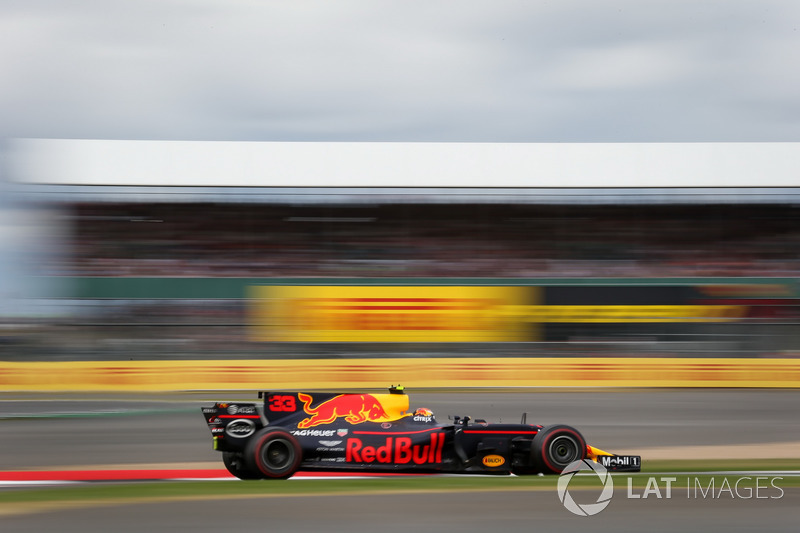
top-left (0, 358), bottom-right (799, 391)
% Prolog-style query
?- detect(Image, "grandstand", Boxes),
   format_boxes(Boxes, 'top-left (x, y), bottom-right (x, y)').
top-left (3, 140), bottom-right (800, 360)
top-left (63, 202), bottom-right (800, 279)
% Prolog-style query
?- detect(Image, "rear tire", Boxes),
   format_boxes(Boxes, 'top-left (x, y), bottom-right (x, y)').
top-left (222, 452), bottom-right (263, 480)
top-left (246, 428), bottom-right (303, 479)
top-left (531, 425), bottom-right (586, 474)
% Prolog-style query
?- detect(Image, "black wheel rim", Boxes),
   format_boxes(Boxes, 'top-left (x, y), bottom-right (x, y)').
top-left (262, 438), bottom-right (294, 470)
top-left (548, 435), bottom-right (579, 466)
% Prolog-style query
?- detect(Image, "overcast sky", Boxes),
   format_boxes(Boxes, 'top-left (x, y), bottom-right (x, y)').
top-left (1, 0), bottom-right (799, 142)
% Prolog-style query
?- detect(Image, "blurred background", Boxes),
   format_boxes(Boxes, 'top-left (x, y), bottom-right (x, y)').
top-left (2, 2), bottom-right (799, 369)
top-left (2, 140), bottom-right (799, 363)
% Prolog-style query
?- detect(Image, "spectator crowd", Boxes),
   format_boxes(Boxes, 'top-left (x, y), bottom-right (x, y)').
top-left (65, 202), bottom-right (800, 279)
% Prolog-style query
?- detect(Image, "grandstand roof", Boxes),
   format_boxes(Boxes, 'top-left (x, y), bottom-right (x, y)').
top-left (8, 139), bottom-right (800, 204)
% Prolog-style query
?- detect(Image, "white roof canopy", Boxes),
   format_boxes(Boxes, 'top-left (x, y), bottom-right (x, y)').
top-left (10, 139), bottom-right (800, 189)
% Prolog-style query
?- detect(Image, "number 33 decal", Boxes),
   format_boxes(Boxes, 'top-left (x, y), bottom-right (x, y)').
top-left (268, 395), bottom-right (296, 411)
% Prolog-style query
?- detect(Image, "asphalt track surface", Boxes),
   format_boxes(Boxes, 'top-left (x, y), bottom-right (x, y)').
top-left (1, 389), bottom-right (798, 469)
top-left (1, 389), bottom-right (798, 532)
top-left (3, 487), bottom-right (798, 532)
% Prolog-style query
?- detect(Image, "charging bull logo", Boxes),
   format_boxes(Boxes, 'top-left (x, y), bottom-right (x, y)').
top-left (297, 393), bottom-right (389, 428)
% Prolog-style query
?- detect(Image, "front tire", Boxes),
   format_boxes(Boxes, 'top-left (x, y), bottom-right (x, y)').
top-left (222, 452), bottom-right (263, 480)
top-left (531, 425), bottom-right (586, 474)
top-left (245, 428), bottom-right (303, 479)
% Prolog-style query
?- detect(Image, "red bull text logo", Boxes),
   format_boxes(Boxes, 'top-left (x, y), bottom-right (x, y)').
top-left (346, 434), bottom-right (445, 465)
top-left (297, 393), bottom-right (389, 428)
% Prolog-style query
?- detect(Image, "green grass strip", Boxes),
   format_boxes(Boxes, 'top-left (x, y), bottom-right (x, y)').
top-left (2, 466), bottom-right (798, 508)
top-left (0, 476), bottom-right (554, 506)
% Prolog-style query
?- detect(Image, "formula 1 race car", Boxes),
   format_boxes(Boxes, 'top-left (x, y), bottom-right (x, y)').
top-left (201, 386), bottom-right (640, 479)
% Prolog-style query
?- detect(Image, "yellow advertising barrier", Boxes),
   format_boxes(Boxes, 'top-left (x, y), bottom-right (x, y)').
top-left (249, 286), bottom-right (536, 342)
top-left (1, 358), bottom-right (798, 391)
top-left (517, 305), bottom-right (747, 323)
top-left (248, 286), bottom-right (748, 345)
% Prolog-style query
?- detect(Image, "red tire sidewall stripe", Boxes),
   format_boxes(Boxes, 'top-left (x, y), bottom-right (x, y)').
top-left (540, 427), bottom-right (586, 474)
top-left (254, 430), bottom-right (302, 478)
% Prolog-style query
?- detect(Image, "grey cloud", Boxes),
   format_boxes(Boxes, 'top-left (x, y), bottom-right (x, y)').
top-left (0, 0), bottom-right (798, 141)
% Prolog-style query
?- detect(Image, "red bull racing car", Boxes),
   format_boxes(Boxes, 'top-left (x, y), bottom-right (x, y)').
top-left (201, 386), bottom-right (640, 479)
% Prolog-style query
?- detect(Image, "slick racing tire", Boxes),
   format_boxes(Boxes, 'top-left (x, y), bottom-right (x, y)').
top-left (222, 452), bottom-right (264, 480)
top-left (246, 428), bottom-right (303, 479)
top-left (531, 424), bottom-right (587, 475)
